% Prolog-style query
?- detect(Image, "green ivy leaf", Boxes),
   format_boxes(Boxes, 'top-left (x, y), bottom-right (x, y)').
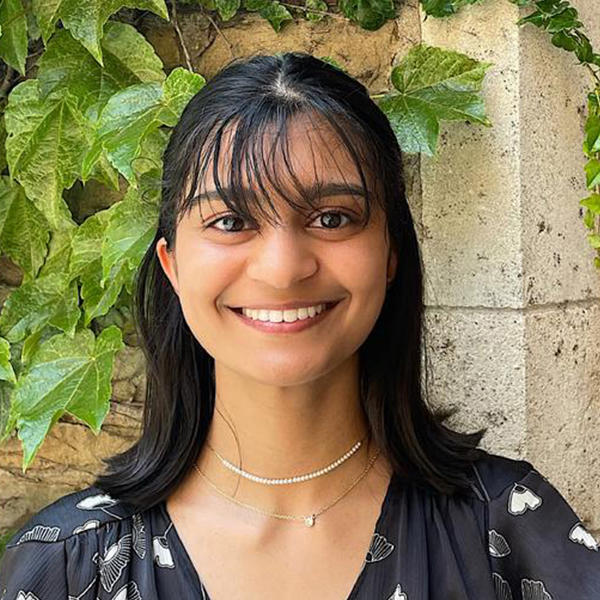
top-left (215, 0), bottom-right (241, 20)
top-left (584, 158), bottom-right (600, 189)
top-left (88, 67), bottom-right (205, 183)
top-left (517, 10), bottom-right (544, 27)
top-left (377, 44), bottom-right (493, 156)
top-left (0, 0), bottom-right (28, 75)
top-left (580, 194), bottom-right (600, 214)
top-left (538, 0), bottom-right (572, 16)
top-left (338, 0), bottom-right (394, 30)
top-left (546, 7), bottom-right (581, 32)
top-left (0, 272), bottom-right (80, 343)
top-left (583, 110), bottom-right (600, 156)
top-left (101, 184), bottom-right (159, 285)
top-left (573, 33), bottom-right (594, 64)
top-left (0, 176), bottom-right (50, 281)
top-left (32, 0), bottom-right (169, 65)
top-left (583, 207), bottom-right (595, 229)
top-left (160, 67), bottom-right (206, 125)
top-left (587, 233), bottom-right (600, 249)
top-left (4, 79), bottom-right (84, 231)
top-left (258, 1), bottom-right (293, 31)
top-left (13, 326), bottom-right (124, 470)
top-left (0, 337), bottom-right (16, 384)
top-left (551, 30), bottom-right (577, 52)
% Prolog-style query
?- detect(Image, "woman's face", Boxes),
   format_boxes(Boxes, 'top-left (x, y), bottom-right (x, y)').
top-left (156, 114), bottom-right (397, 386)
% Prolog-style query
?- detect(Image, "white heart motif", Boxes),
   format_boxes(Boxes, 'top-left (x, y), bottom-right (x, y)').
top-left (387, 583), bottom-right (408, 599)
top-left (153, 536), bottom-right (175, 568)
top-left (508, 484), bottom-right (542, 515)
top-left (569, 523), bottom-right (599, 551)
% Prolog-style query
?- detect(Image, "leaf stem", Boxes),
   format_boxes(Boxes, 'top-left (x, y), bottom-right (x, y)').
top-left (168, 0), bottom-right (194, 71)
top-left (197, 3), bottom-right (235, 58)
top-left (584, 63), bottom-right (600, 86)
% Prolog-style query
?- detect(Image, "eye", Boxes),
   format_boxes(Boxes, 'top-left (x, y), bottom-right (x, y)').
top-left (205, 214), bottom-right (249, 233)
top-left (309, 210), bottom-right (355, 229)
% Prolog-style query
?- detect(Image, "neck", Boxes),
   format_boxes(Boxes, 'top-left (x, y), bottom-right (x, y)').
top-left (184, 353), bottom-right (386, 516)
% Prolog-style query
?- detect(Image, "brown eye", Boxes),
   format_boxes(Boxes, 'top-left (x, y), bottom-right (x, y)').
top-left (205, 214), bottom-right (249, 232)
top-left (310, 211), bottom-right (355, 229)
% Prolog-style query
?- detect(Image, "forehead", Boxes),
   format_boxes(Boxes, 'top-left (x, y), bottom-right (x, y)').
top-left (193, 111), bottom-right (372, 206)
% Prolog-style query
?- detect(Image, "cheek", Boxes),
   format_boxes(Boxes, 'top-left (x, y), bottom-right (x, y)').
top-left (332, 236), bottom-right (389, 335)
top-left (338, 236), bottom-right (388, 296)
top-left (173, 239), bottom-right (240, 330)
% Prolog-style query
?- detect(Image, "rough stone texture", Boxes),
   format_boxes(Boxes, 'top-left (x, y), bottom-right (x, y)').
top-left (524, 302), bottom-right (600, 533)
top-left (424, 308), bottom-right (527, 458)
top-left (1, 0), bottom-right (599, 543)
top-left (421, 0), bottom-right (600, 536)
top-left (0, 405), bottom-right (142, 533)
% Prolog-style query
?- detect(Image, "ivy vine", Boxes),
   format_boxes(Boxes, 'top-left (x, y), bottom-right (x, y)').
top-left (0, 0), bottom-right (597, 474)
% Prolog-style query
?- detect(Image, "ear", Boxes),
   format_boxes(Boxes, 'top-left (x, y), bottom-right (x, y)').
top-left (156, 237), bottom-right (180, 296)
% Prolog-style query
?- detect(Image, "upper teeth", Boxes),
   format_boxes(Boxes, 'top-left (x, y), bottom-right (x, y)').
top-left (242, 304), bottom-right (326, 322)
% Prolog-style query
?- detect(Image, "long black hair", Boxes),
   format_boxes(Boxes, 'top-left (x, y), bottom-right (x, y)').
top-left (93, 51), bottom-right (487, 510)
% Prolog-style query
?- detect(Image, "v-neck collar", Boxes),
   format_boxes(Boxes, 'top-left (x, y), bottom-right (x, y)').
top-left (160, 471), bottom-right (398, 599)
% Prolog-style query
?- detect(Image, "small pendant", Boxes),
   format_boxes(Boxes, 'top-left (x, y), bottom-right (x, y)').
top-left (304, 514), bottom-right (315, 527)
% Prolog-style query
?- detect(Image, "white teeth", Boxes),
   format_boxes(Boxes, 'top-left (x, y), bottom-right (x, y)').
top-left (242, 304), bottom-right (326, 323)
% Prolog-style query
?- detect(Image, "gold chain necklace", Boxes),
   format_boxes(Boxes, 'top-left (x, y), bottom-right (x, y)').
top-left (193, 449), bottom-right (380, 527)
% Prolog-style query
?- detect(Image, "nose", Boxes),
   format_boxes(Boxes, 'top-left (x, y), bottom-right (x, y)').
top-left (245, 225), bottom-right (318, 289)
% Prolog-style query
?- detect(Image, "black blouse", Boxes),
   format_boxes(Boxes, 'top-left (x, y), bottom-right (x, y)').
top-left (0, 452), bottom-right (598, 599)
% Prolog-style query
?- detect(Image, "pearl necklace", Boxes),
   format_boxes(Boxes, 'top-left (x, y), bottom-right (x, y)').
top-left (206, 436), bottom-right (365, 485)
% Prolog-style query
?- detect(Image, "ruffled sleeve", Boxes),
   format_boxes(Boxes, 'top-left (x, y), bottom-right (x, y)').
top-left (0, 537), bottom-right (68, 598)
top-left (487, 464), bottom-right (600, 599)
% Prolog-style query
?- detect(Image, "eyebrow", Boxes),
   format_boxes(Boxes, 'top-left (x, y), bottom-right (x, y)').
top-left (194, 182), bottom-right (367, 203)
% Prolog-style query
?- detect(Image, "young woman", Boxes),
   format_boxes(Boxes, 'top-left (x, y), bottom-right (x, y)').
top-left (1, 52), bottom-right (598, 600)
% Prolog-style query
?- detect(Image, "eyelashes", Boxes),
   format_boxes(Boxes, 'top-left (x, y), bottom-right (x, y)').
top-left (202, 210), bottom-right (359, 233)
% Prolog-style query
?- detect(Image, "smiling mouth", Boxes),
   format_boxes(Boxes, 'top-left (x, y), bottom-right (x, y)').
top-left (226, 299), bottom-right (342, 330)
top-left (228, 300), bottom-right (340, 314)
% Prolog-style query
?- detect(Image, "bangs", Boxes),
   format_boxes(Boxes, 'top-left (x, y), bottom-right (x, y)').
top-left (174, 106), bottom-right (384, 230)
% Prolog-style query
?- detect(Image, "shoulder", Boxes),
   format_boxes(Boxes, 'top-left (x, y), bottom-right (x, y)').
top-left (4, 484), bottom-right (137, 550)
top-left (470, 450), bottom-right (536, 502)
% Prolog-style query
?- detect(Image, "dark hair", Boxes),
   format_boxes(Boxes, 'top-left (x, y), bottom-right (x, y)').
top-left (93, 51), bottom-right (487, 510)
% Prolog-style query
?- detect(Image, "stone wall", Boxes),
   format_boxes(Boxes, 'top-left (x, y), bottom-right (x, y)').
top-left (1, 0), bottom-right (598, 540)
top-left (419, 0), bottom-right (600, 536)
